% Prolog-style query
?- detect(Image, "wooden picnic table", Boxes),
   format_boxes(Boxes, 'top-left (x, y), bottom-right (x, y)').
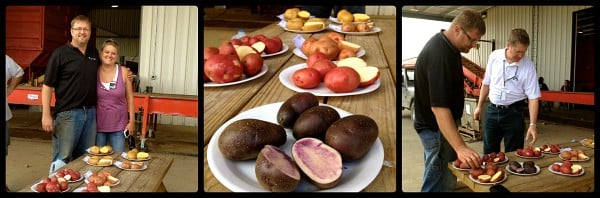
top-left (18, 153), bottom-right (174, 192)
top-left (203, 16), bottom-right (396, 192)
top-left (448, 141), bottom-right (594, 192)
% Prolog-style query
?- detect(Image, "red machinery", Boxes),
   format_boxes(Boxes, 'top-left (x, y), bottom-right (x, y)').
top-left (462, 56), bottom-right (485, 97)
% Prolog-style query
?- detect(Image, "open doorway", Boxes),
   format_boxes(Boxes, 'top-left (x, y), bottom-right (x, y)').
top-left (570, 7), bottom-right (594, 109)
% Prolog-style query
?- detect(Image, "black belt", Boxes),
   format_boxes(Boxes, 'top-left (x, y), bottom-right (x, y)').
top-left (491, 100), bottom-right (525, 110)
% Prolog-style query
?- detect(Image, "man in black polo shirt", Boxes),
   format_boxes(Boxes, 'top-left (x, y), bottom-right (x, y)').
top-left (42, 15), bottom-right (99, 173)
top-left (413, 10), bottom-right (486, 192)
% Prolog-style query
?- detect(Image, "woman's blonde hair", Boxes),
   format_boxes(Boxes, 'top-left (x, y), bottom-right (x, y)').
top-left (102, 39), bottom-right (119, 51)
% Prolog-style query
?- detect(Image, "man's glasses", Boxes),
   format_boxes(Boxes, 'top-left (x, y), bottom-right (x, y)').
top-left (72, 27), bottom-right (90, 32)
top-left (460, 26), bottom-right (479, 44)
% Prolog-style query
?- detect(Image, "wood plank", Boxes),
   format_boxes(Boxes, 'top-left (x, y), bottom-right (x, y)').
top-left (374, 18), bottom-right (397, 82)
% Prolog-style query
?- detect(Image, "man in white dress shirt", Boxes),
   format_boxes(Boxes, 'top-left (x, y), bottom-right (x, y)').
top-left (5, 54), bottom-right (24, 191)
top-left (474, 28), bottom-right (540, 154)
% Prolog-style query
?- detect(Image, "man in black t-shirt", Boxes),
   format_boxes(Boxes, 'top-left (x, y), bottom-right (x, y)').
top-left (413, 10), bottom-right (486, 192)
top-left (42, 15), bottom-right (99, 173)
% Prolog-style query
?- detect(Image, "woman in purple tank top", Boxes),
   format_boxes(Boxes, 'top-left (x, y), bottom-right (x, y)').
top-left (96, 39), bottom-right (135, 153)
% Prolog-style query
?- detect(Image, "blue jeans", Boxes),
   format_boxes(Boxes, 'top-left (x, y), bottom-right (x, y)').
top-left (417, 124), bottom-right (458, 192)
top-left (96, 131), bottom-right (126, 153)
top-left (483, 103), bottom-right (525, 154)
top-left (51, 108), bottom-right (97, 170)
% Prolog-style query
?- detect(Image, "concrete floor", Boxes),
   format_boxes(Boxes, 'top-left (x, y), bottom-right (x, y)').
top-left (401, 108), bottom-right (594, 192)
top-left (5, 107), bottom-right (198, 192)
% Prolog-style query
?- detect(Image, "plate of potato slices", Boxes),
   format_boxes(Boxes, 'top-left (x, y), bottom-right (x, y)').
top-left (115, 160), bottom-right (147, 171)
top-left (581, 138), bottom-right (594, 148)
top-left (120, 150), bottom-right (152, 161)
top-left (87, 145), bottom-right (114, 155)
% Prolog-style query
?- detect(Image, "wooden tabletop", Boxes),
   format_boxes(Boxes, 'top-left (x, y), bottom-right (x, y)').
top-left (203, 17), bottom-right (396, 192)
top-left (18, 153), bottom-right (174, 192)
top-left (448, 141), bottom-right (595, 192)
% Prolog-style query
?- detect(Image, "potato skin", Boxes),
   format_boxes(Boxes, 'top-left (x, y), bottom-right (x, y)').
top-left (277, 92), bottom-right (319, 128)
top-left (325, 115), bottom-right (379, 161)
top-left (218, 119), bottom-right (286, 160)
top-left (293, 105), bottom-right (340, 140)
top-left (255, 145), bottom-right (300, 192)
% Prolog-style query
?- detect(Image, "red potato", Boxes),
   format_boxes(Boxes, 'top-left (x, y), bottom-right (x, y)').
top-left (45, 181), bottom-right (60, 192)
top-left (271, 37), bottom-right (283, 48)
top-left (324, 67), bottom-right (360, 93)
top-left (240, 36), bottom-right (251, 46)
top-left (204, 54), bottom-right (244, 83)
top-left (230, 39), bottom-right (243, 46)
top-left (264, 38), bottom-right (282, 54)
top-left (204, 47), bottom-right (220, 62)
top-left (310, 59), bottom-right (337, 78)
top-left (248, 37), bottom-right (260, 45)
top-left (219, 41), bottom-right (238, 58)
top-left (254, 34), bottom-right (267, 41)
top-left (292, 68), bottom-right (322, 89)
top-left (306, 52), bottom-right (329, 68)
top-left (241, 53), bottom-right (264, 77)
top-left (35, 182), bottom-right (46, 192)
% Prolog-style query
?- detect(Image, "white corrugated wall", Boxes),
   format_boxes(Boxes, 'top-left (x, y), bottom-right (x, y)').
top-left (139, 6), bottom-right (199, 126)
top-left (464, 5), bottom-right (592, 91)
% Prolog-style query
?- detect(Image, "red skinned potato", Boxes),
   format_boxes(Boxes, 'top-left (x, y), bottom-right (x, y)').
top-left (292, 67), bottom-right (322, 89)
top-left (292, 138), bottom-right (343, 189)
top-left (264, 38), bottom-right (282, 54)
top-left (255, 145), bottom-right (301, 192)
top-left (241, 53), bottom-right (264, 77)
top-left (204, 54), bottom-right (243, 83)
top-left (306, 52), bottom-right (329, 68)
top-left (310, 59), bottom-right (337, 78)
top-left (323, 67), bottom-right (360, 93)
top-left (325, 115), bottom-right (379, 161)
top-left (219, 41), bottom-right (238, 57)
top-left (204, 47), bottom-right (220, 62)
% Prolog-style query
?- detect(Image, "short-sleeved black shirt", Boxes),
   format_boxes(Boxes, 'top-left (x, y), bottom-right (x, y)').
top-left (414, 30), bottom-right (464, 132)
top-left (44, 42), bottom-right (99, 116)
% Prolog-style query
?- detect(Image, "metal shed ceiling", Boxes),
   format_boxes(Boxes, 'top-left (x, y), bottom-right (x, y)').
top-left (402, 6), bottom-right (494, 22)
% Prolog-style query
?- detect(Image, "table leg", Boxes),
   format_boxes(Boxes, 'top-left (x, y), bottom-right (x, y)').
top-left (157, 182), bottom-right (167, 192)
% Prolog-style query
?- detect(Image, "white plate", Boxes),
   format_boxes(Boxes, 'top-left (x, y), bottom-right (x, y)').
top-left (547, 163), bottom-right (585, 176)
top-left (482, 155), bottom-right (509, 165)
top-left (72, 187), bottom-right (87, 192)
top-left (469, 173), bottom-right (507, 185)
top-left (83, 156), bottom-right (113, 167)
top-left (293, 48), bottom-right (365, 60)
top-left (328, 16), bottom-right (372, 24)
top-left (283, 26), bottom-right (327, 33)
top-left (204, 64), bottom-right (268, 87)
top-left (329, 26), bottom-right (382, 35)
top-left (278, 63), bottom-right (380, 97)
top-left (119, 152), bottom-right (152, 161)
top-left (515, 152), bottom-right (544, 159)
top-left (451, 163), bottom-right (471, 171)
top-left (114, 160), bottom-right (148, 171)
top-left (30, 181), bottom-right (70, 192)
top-left (505, 162), bottom-right (540, 176)
top-left (206, 102), bottom-right (385, 192)
top-left (558, 153), bottom-right (590, 162)
top-left (261, 44), bottom-right (289, 58)
top-left (580, 138), bottom-right (594, 148)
